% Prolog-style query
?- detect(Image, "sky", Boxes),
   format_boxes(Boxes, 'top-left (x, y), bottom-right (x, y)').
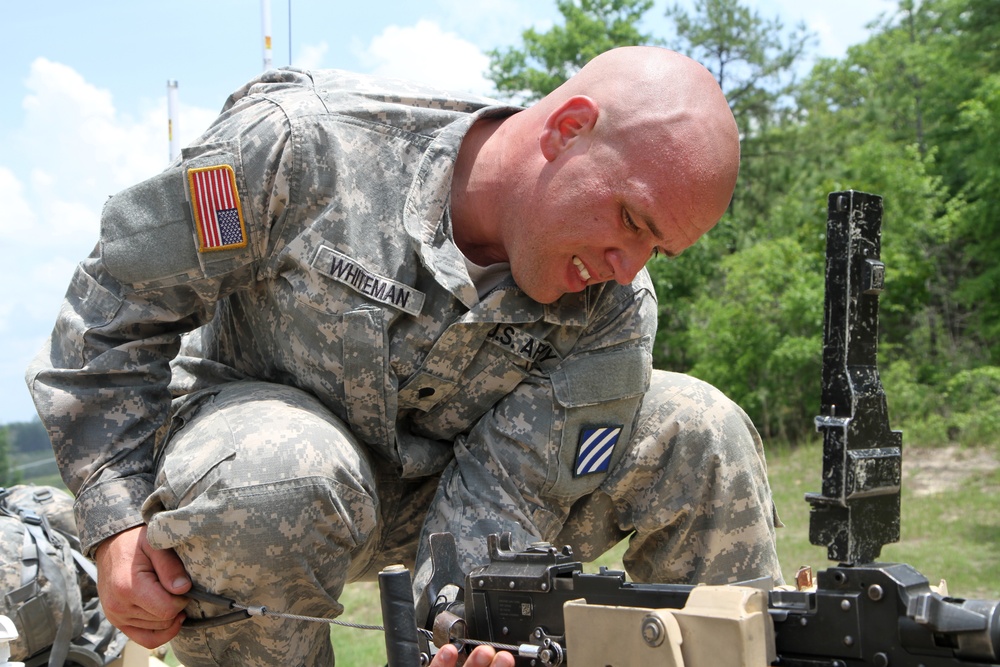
top-left (0, 0), bottom-right (897, 424)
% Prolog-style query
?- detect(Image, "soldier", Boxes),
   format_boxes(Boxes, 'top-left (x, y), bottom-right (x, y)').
top-left (27, 46), bottom-right (782, 666)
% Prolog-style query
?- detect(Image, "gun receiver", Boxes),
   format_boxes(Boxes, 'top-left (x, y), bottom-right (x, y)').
top-left (404, 532), bottom-right (1000, 667)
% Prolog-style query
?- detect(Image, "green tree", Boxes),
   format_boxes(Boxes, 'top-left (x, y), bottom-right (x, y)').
top-left (941, 0), bottom-right (1000, 361)
top-left (0, 427), bottom-right (19, 487)
top-left (6, 418), bottom-right (52, 454)
top-left (664, 0), bottom-right (811, 121)
top-left (487, 0), bottom-right (656, 102)
top-left (767, 0), bottom-right (1000, 442)
top-left (686, 236), bottom-right (824, 441)
top-left (664, 0), bottom-right (813, 245)
top-left (648, 0), bottom-right (813, 375)
top-left (784, 0), bottom-right (996, 374)
top-left (955, 72), bottom-right (1000, 360)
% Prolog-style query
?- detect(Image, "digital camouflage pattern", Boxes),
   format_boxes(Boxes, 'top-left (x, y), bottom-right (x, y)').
top-left (26, 68), bottom-right (781, 666)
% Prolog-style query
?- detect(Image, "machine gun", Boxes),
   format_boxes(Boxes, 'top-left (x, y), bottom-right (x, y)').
top-left (377, 192), bottom-right (1000, 666)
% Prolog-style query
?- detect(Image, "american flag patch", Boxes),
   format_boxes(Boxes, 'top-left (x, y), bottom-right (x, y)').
top-left (574, 426), bottom-right (622, 476)
top-left (187, 165), bottom-right (247, 252)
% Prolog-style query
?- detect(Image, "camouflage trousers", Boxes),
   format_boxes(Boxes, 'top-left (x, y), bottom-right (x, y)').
top-left (143, 370), bottom-right (781, 666)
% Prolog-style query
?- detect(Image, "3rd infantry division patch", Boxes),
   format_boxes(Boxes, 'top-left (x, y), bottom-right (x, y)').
top-left (575, 426), bottom-right (622, 476)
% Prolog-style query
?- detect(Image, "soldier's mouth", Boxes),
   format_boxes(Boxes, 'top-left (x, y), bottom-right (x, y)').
top-left (572, 256), bottom-right (591, 282)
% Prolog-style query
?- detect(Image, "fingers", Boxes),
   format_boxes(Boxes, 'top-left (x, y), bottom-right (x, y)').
top-left (471, 646), bottom-right (516, 667)
top-left (94, 525), bottom-right (191, 647)
top-left (429, 644), bottom-right (516, 667)
top-left (429, 644), bottom-right (461, 667)
top-left (144, 534), bottom-right (192, 595)
top-left (117, 614), bottom-right (187, 650)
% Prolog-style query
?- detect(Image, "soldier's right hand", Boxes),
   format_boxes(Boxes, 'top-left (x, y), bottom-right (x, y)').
top-left (94, 524), bottom-right (192, 648)
top-left (429, 644), bottom-right (516, 667)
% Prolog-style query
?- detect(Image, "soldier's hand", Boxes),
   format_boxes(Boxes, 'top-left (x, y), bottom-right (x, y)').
top-left (430, 644), bottom-right (516, 667)
top-left (94, 524), bottom-right (192, 648)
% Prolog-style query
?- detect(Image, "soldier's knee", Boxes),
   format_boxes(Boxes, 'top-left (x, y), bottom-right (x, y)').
top-left (145, 383), bottom-right (381, 568)
top-left (635, 370), bottom-right (764, 466)
top-left (147, 473), bottom-right (378, 569)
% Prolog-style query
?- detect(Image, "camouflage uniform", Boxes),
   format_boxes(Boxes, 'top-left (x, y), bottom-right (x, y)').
top-left (26, 68), bottom-right (781, 666)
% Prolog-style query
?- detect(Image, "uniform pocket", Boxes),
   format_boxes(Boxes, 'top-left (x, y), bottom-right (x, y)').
top-left (273, 261), bottom-right (396, 455)
top-left (401, 349), bottom-right (530, 441)
top-left (154, 393), bottom-right (238, 508)
top-left (546, 339), bottom-right (652, 501)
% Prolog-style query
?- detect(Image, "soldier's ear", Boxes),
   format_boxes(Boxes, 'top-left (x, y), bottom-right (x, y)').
top-left (539, 95), bottom-right (599, 162)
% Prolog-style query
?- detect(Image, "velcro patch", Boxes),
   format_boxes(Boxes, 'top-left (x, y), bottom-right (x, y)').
top-left (188, 165), bottom-right (248, 252)
top-left (574, 426), bottom-right (622, 476)
top-left (313, 245), bottom-right (426, 316)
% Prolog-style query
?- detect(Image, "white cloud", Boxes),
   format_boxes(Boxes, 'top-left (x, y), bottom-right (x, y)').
top-left (0, 167), bottom-right (36, 238)
top-left (173, 103), bottom-right (221, 153)
top-left (763, 0), bottom-right (893, 61)
top-left (0, 58), bottom-right (216, 422)
top-left (433, 0), bottom-right (552, 48)
top-left (359, 20), bottom-right (494, 96)
top-left (18, 58), bottom-right (165, 197)
top-left (295, 41), bottom-right (330, 69)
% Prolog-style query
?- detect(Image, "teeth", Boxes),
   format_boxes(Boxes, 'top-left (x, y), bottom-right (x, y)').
top-left (573, 256), bottom-right (591, 281)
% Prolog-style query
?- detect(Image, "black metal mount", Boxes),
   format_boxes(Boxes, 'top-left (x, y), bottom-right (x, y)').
top-left (806, 190), bottom-right (903, 564)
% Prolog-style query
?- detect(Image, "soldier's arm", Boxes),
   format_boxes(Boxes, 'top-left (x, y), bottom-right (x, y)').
top-left (24, 75), bottom-right (296, 557)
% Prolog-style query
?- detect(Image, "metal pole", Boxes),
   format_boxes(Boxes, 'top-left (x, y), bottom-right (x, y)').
top-left (261, 0), bottom-right (273, 71)
top-left (167, 80), bottom-right (180, 163)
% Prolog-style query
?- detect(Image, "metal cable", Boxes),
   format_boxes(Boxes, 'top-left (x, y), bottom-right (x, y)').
top-left (228, 601), bottom-right (527, 653)
top-left (205, 592), bottom-right (534, 658)
top-left (226, 601), bottom-right (442, 641)
top-left (450, 637), bottom-right (522, 653)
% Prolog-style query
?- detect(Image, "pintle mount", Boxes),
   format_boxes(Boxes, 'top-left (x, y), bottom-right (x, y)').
top-left (806, 191), bottom-right (903, 565)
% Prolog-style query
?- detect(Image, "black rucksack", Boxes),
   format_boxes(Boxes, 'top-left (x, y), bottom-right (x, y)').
top-left (0, 486), bottom-right (126, 667)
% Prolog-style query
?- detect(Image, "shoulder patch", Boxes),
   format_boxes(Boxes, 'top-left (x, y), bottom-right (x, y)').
top-left (187, 165), bottom-right (248, 252)
top-left (574, 425), bottom-right (622, 476)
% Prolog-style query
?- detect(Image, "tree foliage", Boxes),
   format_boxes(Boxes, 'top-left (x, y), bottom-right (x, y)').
top-left (664, 0), bottom-right (811, 120)
top-left (488, 0), bottom-right (656, 102)
top-left (6, 418), bottom-right (52, 454)
top-left (0, 427), bottom-right (18, 487)
top-left (687, 237), bottom-right (823, 441)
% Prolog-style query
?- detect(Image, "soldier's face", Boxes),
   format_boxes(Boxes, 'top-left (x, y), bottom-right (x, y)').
top-left (505, 133), bottom-right (707, 304)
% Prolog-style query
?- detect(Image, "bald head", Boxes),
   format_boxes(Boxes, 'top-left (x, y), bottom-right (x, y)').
top-left (530, 47), bottom-right (741, 239)
top-left (450, 47), bottom-right (741, 300)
